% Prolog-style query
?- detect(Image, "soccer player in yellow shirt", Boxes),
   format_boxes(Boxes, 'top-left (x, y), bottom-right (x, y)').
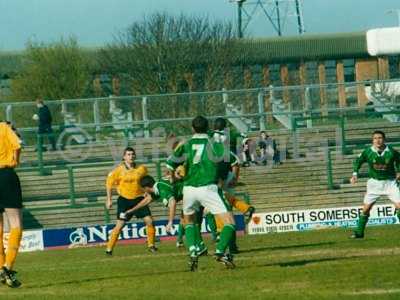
top-left (105, 147), bottom-right (157, 254)
top-left (0, 121), bottom-right (23, 288)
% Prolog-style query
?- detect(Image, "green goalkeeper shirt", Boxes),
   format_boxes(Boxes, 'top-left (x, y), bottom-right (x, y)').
top-left (210, 129), bottom-right (240, 180)
top-left (211, 128), bottom-right (242, 154)
top-left (353, 145), bottom-right (400, 180)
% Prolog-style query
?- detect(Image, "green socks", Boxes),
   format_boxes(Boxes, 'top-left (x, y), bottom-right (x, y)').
top-left (185, 223), bottom-right (207, 256)
top-left (216, 224), bottom-right (236, 254)
top-left (354, 213), bottom-right (369, 237)
top-left (228, 230), bottom-right (238, 252)
top-left (177, 223), bottom-right (185, 243)
top-left (205, 213), bottom-right (218, 241)
top-left (185, 224), bottom-right (197, 256)
top-left (195, 224), bottom-right (206, 252)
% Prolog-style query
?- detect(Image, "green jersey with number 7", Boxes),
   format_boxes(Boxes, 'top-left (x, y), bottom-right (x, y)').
top-left (166, 133), bottom-right (227, 187)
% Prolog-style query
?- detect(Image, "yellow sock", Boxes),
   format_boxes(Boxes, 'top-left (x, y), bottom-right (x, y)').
top-left (5, 228), bottom-right (22, 270)
top-left (146, 225), bottom-right (155, 247)
top-left (0, 229), bottom-right (4, 267)
top-left (106, 228), bottom-right (121, 251)
top-left (215, 216), bottom-right (224, 233)
top-left (229, 195), bottom-right (250, 214)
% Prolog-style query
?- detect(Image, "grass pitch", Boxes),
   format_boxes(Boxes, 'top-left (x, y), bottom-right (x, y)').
top-left (2, 225), bottom-right (400, 300)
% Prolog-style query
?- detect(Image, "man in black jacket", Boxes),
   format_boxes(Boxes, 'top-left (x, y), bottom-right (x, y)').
top-left (33, 99), bottom-right (56, 151)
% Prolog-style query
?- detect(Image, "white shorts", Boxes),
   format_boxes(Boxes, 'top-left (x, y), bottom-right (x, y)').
top-left (363, 178), bottom-right (400, 205)
top-left (183, 184), bottom-right (230, 215)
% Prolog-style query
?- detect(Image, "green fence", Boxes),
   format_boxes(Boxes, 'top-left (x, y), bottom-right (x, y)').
top-left (20, 159), bottom-right (165, 226)
top-left (20, 159), bottom-right (251, 228)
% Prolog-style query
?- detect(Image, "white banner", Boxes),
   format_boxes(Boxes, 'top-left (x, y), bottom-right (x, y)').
top-left (248, 204), bottom-right (399, 235)
top-left (3, 230), bottom-right (44, 252)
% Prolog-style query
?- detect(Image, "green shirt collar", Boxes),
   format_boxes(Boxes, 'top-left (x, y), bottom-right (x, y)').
top-left (370, 145), bottom-right (389, 155)
top-left (192, 134), bottom-right (209, 139)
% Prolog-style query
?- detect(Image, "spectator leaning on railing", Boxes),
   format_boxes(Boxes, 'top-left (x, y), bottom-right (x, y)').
top-left (33, 98), bottom-right (56, 151)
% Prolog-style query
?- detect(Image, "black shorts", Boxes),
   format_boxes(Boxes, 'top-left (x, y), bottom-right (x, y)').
top-left (117, 196), bottom-right (151, 221)
top-left (0, 168), bottom-right (23, 212)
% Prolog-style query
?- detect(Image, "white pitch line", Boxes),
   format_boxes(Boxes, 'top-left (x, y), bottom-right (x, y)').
top-left (343, 289), bottom-right (400, 295)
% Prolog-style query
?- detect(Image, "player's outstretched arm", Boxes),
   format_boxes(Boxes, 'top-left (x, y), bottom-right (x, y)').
top-left (166, 198), bottom-right (177, 233)
top-left (166, 142), bottom-right (186, 172)
top-left (125, 194), bottom-right (153, 215)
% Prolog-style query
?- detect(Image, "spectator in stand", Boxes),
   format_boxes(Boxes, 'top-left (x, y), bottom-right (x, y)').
top-left (258, 131), bottom-right (281, 165)
top-left (33, 99), bottom-right (56, 151)
top-left (241, 136), bottom-right (256, 167)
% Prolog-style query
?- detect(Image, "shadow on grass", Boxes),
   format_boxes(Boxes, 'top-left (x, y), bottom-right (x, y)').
top-left (273, 256), bottom-right (355, 267)
top-left (239, 241), bottom-right (337, 254)
top-left (236, 254), bottom-right (361, 270)
top-left (24, 268), bottom-right (189, 289)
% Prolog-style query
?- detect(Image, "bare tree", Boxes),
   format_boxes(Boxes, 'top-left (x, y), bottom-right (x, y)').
top-left (98, 13), bottom-right (238, 119)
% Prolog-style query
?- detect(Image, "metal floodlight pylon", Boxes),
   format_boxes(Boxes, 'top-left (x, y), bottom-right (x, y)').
top-left (230, 0), bottom-right (306, 38)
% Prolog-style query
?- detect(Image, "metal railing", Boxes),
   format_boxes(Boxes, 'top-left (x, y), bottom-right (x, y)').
top-left (2, 78), bottom-right (400, 136)
top-left (24, 106), bottom-right (400, 192)
top-left (5, 78), bottom-right (400, 198)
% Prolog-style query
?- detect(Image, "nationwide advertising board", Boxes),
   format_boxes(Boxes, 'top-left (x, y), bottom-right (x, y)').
top-left (3, 215), bottom-right (244, 252)
top-left (248, 204), bottom-right (398, 235)
top-left (42, 215), bottom-right (245, 250)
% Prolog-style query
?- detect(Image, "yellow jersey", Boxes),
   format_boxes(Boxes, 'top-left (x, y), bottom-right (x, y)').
top-left (106, 163), bottom-right (148, 199)
top-left (0, 122), bottom-right (21, 167)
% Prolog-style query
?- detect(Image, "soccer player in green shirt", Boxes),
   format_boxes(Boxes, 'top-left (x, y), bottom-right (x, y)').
top-left (350, 130), bottom-right (400, 238)
top-left (135, 176), bottom-right (179, 233)
top-left (127, 166), bottom-right (208, 255)
top-left (213, 117), bottom-right (244, 155)
top-left (166, 116), bottom-right (236, 271)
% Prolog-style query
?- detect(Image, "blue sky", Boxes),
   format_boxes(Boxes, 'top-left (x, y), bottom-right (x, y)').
top-left (0, 0), bottom-right (399, 51)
